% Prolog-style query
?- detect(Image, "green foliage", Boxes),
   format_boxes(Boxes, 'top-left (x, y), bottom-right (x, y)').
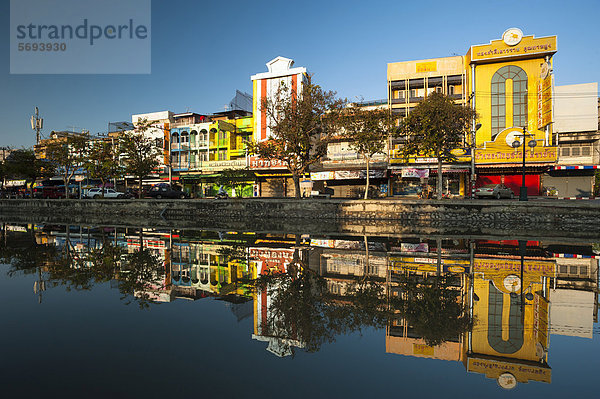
top-left (392, 273), bottom-right (471, 346)
top-left (341, 105), bottom-right (395, 199)
top-left (45, 134), bottom-right (88, 196)
top-left (4, 148), bottom-right (53, 186)
top-left (84, 140), bottom-right (123, 193)
top-left (119, 119), bottom-right (161, 198)
top-left (252, 267), bottom-right (392, 354)
top-left (397, 92), bottom-right (477, 199)
top-left (251, 78), bottom-right (345, 198)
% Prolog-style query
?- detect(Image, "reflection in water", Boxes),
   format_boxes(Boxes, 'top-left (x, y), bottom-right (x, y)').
top-left (1, 223), bottom-right (598, 389)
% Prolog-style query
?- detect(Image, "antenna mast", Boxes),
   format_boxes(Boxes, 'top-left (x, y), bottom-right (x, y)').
top-left (30, 107), bottom-right (43, 144)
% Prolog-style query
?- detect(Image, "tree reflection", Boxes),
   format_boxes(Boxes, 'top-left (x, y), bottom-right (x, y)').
top-left (253, 264), bottom-right (393, 354)
top-left (2, 226), bottom-right (165, 308)
top-left (392, 273), bottom-right (471, 347)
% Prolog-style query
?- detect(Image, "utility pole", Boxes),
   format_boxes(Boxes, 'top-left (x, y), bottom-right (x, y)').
top-left (30, 107), bottom-right (43, 145)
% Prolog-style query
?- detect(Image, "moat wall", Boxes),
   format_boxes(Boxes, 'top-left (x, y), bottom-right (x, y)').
top-left (0, 198), bottom-right (599, 240)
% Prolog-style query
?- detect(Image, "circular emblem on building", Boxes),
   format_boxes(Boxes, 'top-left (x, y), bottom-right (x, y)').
top-left (503, 275), bottom-right (522, 293)
top-left (502, 28), bottom-right (523, 46)
top-left (497, 373), bottom-right (518, 390)
top-left (540, 61), bottom-right (550, 79)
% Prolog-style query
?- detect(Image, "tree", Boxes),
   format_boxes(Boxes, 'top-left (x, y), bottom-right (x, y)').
top-left (120, 119), bottom-right (161, 199)
top-left (341, 105), bottom-right (395, 199)
top-left (45, 135), bottom-right (88, 198)
top-left (397, 92), bottom-right (477, 199)
top-left (84, 140), bottom-right (123, 198)
top-left (5, 148), bottom-right (54, 195)
top-left (252, 79), bottom-right (345, 198)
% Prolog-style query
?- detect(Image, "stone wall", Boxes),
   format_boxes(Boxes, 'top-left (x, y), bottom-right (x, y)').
top-left (0, 198), bottom-right (599, 239)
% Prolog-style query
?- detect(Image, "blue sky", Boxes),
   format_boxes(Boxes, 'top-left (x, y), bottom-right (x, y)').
top-left (1, 0), bottom-right (599, 148)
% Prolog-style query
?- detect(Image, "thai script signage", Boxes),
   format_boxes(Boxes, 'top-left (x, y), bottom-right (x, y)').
top-left (476, 127), bottom-right (557, 165)
top-left (416, 61), bottom-right (437, 73)
top-left (537, 64), bottom-right (553, 129)
top-left (470, 34), bottom-right (557, 62)
top-left (248, 156), bottom-right (287, 169)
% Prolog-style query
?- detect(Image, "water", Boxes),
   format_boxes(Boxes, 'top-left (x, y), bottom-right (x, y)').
top-left (0, 223), bottom-right (598, 398)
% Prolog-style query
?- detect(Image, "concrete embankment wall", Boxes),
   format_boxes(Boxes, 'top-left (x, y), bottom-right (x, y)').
top-left (0, 198), bottom-right (599, 239)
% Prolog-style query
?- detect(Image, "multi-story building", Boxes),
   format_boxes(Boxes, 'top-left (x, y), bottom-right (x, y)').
top-left (543, 82), bottom-right (599, 197)
top-left (387, 29), bottom-right (563, 198)
top-left (311, 99), bottom-right (390, 198)
top-left (387, 56), bottom-right (470, 197)
top-left (468, 29), bottom-right (559, 197)
top-left (249, 56), bottom-right (308, 197)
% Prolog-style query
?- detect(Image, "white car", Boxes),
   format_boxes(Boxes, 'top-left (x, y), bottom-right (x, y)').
top-left (84, 188), bottom-right (126, 199)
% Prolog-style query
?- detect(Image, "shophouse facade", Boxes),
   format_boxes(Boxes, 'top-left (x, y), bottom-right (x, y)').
top-left (543, 82), bottom-right (599, 197)
top-left (387, 29), bottom-right (566, 198)
top-left (387, 56), bottom-right (470, 197)
top-left (250, 56), bottom-right (308, 198)
top-left (468, 30), bottom-right (558, 196)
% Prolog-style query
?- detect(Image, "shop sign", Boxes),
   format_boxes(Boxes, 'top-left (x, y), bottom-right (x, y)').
top-left (400, 242), bottom-right (429, 252)
top-left (390, 148), bottom-right (471, 164)
top-left (474, 258), bottom-right (554, 274)
top-left (333, 170), bottom-right (386, 180)
top-left (5, 179), bottom-right (26, 187)
top-left (467, 357), bottom-right (551, 384)
top-left (537, 65), bottom-right (553, 129)
top-left (248, 157), bottom-right (287, 169)
top-left (475, 127), bottom-right (557, 165)
top-left (470, 34), bottom-right (557, 62)
top-left (311, 171), bottom-right (335, 181)
top-left (401, 168), bottom-right (429, 178)
top-left (201, 159), bottom-right (246, 171)
top-left (416, 61), bottom-right (437, 73)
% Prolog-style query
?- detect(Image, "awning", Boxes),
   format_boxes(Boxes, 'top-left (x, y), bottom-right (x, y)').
top-left (551, 165), bottom-right (599, 170)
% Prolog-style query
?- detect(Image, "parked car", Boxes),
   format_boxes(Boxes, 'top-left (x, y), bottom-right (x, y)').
top-left (84, 188), bottom-right (126, 199)
top-left (474, 184), bottom-right (514, 199)
top-left (148, 184), bottom-right (189, 199)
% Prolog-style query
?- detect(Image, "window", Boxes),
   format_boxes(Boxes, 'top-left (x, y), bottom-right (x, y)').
top-left (491, 65), bottom-right (528, 137)
top-left (559, 265), bottom-right (567, 274)
top-left (435, 86), bottom-right (442, 93)
top-left (561, 144), bottom-right (592, 157)
top-left (448, 85), bottom-right (455, 95)
top-left (569, 266), bottom-right (578, 275)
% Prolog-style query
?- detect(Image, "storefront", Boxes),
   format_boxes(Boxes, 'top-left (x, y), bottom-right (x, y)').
top-left (542, 165), bottom-right (598, 198)
top-left (310, 169), bottom-right (388, 198)
top-left (389, 166), bottom-right (469, 197)
top-left (475, 127), bottom-right (558, 196)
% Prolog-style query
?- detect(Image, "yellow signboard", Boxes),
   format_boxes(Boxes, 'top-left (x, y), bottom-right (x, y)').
top-left (416, 61), bottom-right (437, 73)
top-left (537, 72), bottom-right (553, 129)
top-left (470, 35), bottom-right (557, 62)
top-left (475, 127), bottom-right (557, 165)
top-left (467, 357), bottom-right (551, 384)
top-left (390, 148), bottom-right (471, 165)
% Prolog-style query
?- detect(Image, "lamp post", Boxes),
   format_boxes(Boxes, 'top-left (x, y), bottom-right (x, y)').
top-left (470, 123), bottom-right (482, 199)
top-left (511, 126), bottom-right (537, 201)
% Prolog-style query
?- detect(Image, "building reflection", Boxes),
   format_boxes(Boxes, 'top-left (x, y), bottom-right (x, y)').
top-left (1, 222), bottom-right (598, 387)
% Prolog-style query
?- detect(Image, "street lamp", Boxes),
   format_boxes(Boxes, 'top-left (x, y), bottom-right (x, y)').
top-left (470, 123), bottom-right (482, 199)
top-left (511, 126), bottom-right (537, 201)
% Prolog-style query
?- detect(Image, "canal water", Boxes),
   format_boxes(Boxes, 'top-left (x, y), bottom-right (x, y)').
top-left (0, 223), bottom-right (598, 398)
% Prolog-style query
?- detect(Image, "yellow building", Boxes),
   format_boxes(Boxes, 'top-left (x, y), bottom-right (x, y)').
top-left (466, 256), bottom-right (554, 388)
top-left (387, 56), bottom-right (470, 197)
top-left (387, 29), bottom-right (560, 197)
top-left (467, 29), bottom-right (558, 195)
